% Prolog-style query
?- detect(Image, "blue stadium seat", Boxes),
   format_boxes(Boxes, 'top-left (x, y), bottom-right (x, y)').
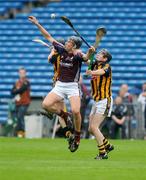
top-left (0, 2), bottom-right (24, 15)
top-left (0, 0), bottom-right (146, 122)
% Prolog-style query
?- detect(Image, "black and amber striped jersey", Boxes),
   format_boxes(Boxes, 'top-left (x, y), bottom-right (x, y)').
top-left (49, 51), bottom-right (61, 83)
top-left (90, 61), bottom-right (112, 102)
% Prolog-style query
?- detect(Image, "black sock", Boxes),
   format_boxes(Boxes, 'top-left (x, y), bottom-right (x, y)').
top-left (74, 131), bottom-right (81, 143)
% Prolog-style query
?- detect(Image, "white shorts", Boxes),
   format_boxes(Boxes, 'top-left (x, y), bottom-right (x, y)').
top-left (51, 81), bottom-right (80, 99)
top-left (90, 97), bottom-right (113, 117)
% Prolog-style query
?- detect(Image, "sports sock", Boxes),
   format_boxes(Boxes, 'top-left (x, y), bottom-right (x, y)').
top-left (57, 110), bottom-right (68, 122)
top-left (103, 138), bottom-right (110, 149)
top-left (98, 144), bottom-right (106, 155)
top-left (74, 131), bottom-right (81, 143)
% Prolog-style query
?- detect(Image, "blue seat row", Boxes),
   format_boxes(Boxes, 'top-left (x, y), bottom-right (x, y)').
top-left (0, 2), bottom-right (23, 15)
top-left (0, 0), bottom-right (146, 122)
top-left (1, 57), bottom-right (146, 64)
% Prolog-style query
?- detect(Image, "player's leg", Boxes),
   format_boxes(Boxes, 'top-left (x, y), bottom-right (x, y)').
top-left (43, 93), bottom-right (68, 123)
top-left (68, 95), bottom-right (81, 152)
top-left (55, 100), bottom-right (66, 128)
top-left (89, 98), bottom-right (114, 159)
top-left (69, 96), bottom-right (81, 132)
top-left (42, 83), bottom-right (71, 121)
top-left (89, 113), bottom-right (105, 145)
top-left (55, 100), bottom-right (73, 138)
top-left (89, 113), bottom-right (108, 159)
top-left (42, 92), bottom-right (63, 114)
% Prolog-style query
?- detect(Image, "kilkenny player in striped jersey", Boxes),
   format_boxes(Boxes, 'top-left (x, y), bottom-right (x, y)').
top-left (90, 60), bottom-right (112, 101)
top-left (86, 48), bottom-right (114, 160)
top-left (48, 39), bottom-right (64, 85)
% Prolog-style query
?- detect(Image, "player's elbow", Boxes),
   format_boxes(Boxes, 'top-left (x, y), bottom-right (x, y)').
top-left (42, 100), bottom-right (51, 110)
top-left (45, 34), bottom-right (51, 41)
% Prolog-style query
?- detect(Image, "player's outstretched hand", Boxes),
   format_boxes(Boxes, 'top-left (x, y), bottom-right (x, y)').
top-left (28, 16), bottom-right (39, 25)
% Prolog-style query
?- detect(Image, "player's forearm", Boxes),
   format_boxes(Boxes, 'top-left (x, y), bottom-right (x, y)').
top-left (92, 69), bottom-right (105, 75)
top-left (35, 22), bottom-right (54, 43)
top-left (84, 46), bottom-right (95, 61)
top-left (86, 69), bottom-right (105, 76)
top-left (82, 54), bottom-right (90, 63)
top-left (84, 50), bottom-right (93, 61)
top-left (29, 16), bottom-right (55, 43)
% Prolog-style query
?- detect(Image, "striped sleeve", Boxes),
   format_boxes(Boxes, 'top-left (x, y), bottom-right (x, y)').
top-left (103, 64), bottom-right (111, 76)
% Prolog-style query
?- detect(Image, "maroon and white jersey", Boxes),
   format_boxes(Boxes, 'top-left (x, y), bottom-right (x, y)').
top-left (52, 41), bottom-right (84, 82)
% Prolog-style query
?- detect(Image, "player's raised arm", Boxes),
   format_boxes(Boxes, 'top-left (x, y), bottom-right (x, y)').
top-left (83, 46), bottom-right (95, 65)
top-left (86, 62), bottom-right (110, 76)
top-left (28, 16), bottom-right (56, 43)
top-left (86, 68), bottom-right (105, 76)
top-left (86, 49), bottom-right (112, 76)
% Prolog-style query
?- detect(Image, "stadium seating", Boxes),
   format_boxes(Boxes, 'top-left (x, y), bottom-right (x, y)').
top-left (0, 2), bottom-right (23, 15)
top-left (0, 1), bottom-right (38, 16)
top-left (0, 0), bottom-right (146, 122)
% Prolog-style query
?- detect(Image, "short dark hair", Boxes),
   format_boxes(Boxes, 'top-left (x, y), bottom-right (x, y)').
top-left (99, 49), bottom-right (112, 62)
top-left (68, 36), bottom-right (82, 49)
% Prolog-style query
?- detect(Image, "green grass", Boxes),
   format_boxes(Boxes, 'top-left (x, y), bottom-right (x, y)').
top-left (0, 138), bottom-right (146, 180)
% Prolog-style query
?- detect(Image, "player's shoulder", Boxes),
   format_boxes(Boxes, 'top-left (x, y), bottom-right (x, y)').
top-left (53, 40), bottom-right (64, 47)
top-left (103, 62), bottom-right (112, 69)
top-left (104, 62), bottom-right (110, 66)
top-left (73, 49), bottom-right (83, 57)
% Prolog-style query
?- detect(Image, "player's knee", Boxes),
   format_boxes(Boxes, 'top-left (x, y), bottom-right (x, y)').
top-left (89, 124), bottom-right (95, 134)
top-left (88, 126), bottom-right (92, 134)
top-left (42, 100), bottom-right (51, 110)
top-left (72, 108), bottom-right (80, 116)
top-left (42, 101), bottom-right (46, 109)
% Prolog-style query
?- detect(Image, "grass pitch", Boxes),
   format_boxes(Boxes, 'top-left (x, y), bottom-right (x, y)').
top-left (0, 138), bottom-right (146, 180)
